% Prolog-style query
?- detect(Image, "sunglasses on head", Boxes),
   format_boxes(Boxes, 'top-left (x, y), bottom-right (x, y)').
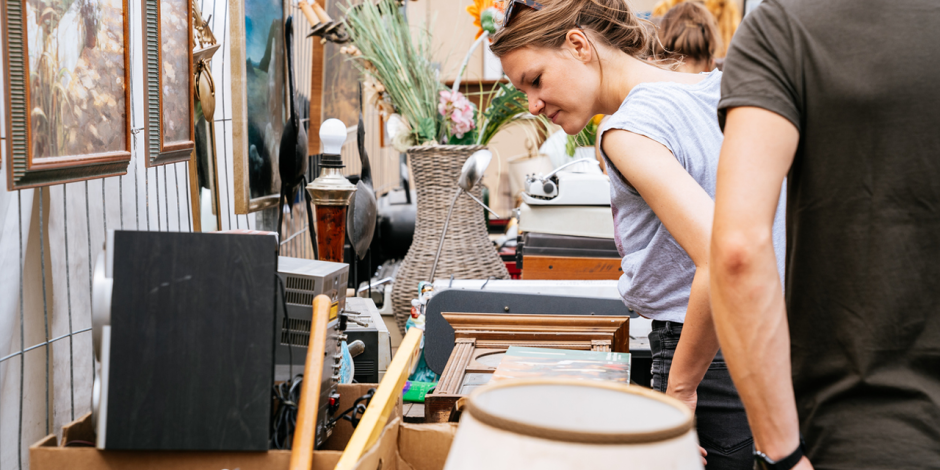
top-left (503, 0), bottom-right (544, 28)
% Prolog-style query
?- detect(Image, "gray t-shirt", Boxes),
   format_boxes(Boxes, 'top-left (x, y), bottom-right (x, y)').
top-left (598, 71), bottom-right (786, 323)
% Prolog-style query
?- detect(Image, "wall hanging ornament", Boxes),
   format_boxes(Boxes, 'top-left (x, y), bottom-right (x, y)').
top-left (188, 0), bottom-right (222, 231)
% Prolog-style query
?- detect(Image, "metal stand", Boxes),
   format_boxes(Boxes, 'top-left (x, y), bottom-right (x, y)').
top-left (428, 188), bottom-right (463, 283)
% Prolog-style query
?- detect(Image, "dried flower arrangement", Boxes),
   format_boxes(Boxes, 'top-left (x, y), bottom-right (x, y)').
top-left (341, 0), bottom-right (543, 152)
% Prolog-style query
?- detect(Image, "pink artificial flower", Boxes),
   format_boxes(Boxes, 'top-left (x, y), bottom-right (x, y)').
top-left (439, 90), bottom-right (476, 139)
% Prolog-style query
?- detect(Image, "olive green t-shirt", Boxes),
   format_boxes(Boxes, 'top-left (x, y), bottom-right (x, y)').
top-left (718, 1), bottom-right (940, 468)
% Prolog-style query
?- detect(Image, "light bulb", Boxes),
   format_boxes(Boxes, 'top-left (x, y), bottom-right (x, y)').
top-left (320, 118), bottom-right (347, 154)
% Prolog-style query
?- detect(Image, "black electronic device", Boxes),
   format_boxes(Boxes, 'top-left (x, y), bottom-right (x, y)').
top-left (92, 230), bottom-right (277, 451)
top-left (519, 232), bottom-right (620, 259)
top-left (424, 289), bottom-right (636, 375)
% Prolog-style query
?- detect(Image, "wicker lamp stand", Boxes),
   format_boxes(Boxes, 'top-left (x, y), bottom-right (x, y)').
top-left (391, 145), bottom-right (509, 333)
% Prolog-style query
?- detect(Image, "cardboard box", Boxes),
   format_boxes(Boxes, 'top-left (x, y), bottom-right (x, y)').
top-left (30, 384), bottom-right (408, 470)
top-left (351, 419), bottom-right (457, 470)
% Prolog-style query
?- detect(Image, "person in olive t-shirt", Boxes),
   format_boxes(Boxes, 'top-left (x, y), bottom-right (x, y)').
top-left (709, 1), bottom-right (940, 469)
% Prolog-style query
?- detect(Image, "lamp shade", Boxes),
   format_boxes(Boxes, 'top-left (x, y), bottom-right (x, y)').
top-left (444, 379), bottom-right (704, 470)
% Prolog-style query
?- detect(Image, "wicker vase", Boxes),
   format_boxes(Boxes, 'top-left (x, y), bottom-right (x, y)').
top-left (391, 145), bottom-right (509, 333)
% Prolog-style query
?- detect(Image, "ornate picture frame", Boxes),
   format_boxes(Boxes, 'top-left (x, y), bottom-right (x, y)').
top-left (142, 0), bottom-right (195, 166)
top-left (3, 0), bottom-right (132, 190)
top-left (424, 313), bottom-right (630, 423)
top-left (230, 0), bottom-right (287, 213)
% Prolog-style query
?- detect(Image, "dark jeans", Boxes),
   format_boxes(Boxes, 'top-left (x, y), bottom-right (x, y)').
top-left (650, 320), bottom-right (754, 470)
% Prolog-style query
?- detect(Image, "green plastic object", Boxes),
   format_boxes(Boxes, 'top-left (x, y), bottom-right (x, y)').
top-left (402, 381), bottom-right (437, 403)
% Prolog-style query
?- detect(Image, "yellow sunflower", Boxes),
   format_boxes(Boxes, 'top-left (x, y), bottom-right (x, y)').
top-left (467, 0), bottom-right (496, 39)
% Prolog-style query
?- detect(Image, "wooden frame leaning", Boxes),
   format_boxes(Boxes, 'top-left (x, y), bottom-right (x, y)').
top-left (142, 0), bottom-right (195, 166)
top-left (424, 313), bottom-right (630, 423)
top-left (3, 0), bottom-right (132, 190)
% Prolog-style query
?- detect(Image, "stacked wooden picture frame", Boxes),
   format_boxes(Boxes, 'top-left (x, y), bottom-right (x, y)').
top-left (424, 312), bottom-right (630, 423)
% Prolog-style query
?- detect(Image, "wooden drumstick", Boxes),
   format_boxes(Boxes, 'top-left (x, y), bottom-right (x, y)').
top-left (289, 294), bottom-right (331, 470)
top-left (310, 1), bottom-right (333, 24)
top-left (298, 1), bottom-right (321, 27)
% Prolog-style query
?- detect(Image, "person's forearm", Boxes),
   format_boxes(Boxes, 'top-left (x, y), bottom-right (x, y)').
top-left (710, 235), bottom-right (800, 460)
top-left (666, 266), bottom-right (720, 398)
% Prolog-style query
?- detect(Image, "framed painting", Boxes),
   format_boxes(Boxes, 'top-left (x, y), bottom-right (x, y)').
top-left (3, 0), bottom-right (132, 190)
top-left (142, 0), bottom-right (195, 166)
top-left (230, 0), bottom-right (286, 213)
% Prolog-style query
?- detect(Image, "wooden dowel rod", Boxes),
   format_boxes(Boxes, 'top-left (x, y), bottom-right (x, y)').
top-left (289, 294), bottom-right (331, 470)
top-left (334, 327), bottom-right (424, 470)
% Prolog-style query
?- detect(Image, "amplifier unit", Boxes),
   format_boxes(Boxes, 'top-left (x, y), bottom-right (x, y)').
top-left (92, 230), bottom-right (278, 451)
top-left (274, 256), bottom-right (348, 448)
top-left (344, 297), bottom-right (392, 384)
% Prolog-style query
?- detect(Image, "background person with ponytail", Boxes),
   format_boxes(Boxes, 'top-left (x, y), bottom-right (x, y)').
top-left (490, 0), bottom-right (786, 468)
top-left (652, 0), bottom-right (741, 58)
top-left (656, 2), bottom-right (723, 73)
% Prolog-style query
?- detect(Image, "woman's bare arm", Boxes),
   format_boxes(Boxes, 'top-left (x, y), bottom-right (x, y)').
top-left (603, 129), bottom-right (719, 405)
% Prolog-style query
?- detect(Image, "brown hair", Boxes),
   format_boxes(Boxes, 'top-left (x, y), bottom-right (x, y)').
top-left (657, 2), bottom-right (722, 65)
top-left (652, 0), bottom-right (739, 57)
top-left (489, 0), bottom-right (657, 60)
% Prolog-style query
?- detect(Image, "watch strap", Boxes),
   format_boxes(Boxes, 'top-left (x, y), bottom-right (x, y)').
top-left (754, 438), bottom-right (805, 470)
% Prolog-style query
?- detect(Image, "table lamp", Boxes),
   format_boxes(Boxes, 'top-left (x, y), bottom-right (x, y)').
top-left (307, 119), bottom-right (357, 263)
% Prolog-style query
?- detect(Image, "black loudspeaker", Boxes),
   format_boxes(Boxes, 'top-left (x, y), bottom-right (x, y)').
top-left (93, 230), bottom-right (278, 451)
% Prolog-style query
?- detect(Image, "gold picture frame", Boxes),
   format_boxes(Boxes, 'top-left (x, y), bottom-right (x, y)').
top-left (3, 0), bottom-right (132, 189)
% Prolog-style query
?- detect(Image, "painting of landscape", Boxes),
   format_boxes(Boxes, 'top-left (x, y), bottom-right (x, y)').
top-left (25, 0), bottom-right (128, 159)
top-left (161, 0), bottom-right (190, 144)
top-left (244, 0), bottom-right (285, 200)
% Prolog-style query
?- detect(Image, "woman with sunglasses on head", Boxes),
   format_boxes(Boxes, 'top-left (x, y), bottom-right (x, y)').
top-left (491, 1), bottom-right (786, 469)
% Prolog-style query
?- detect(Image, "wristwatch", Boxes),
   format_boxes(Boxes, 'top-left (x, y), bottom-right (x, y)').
top-left (753, 438), bottom-right (805, 470)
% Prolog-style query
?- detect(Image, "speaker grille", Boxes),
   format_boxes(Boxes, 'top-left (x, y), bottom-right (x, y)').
top-left (281, 317), bottom-right (311, 347)
top-left (354, 359), bottom-right (376, 376)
